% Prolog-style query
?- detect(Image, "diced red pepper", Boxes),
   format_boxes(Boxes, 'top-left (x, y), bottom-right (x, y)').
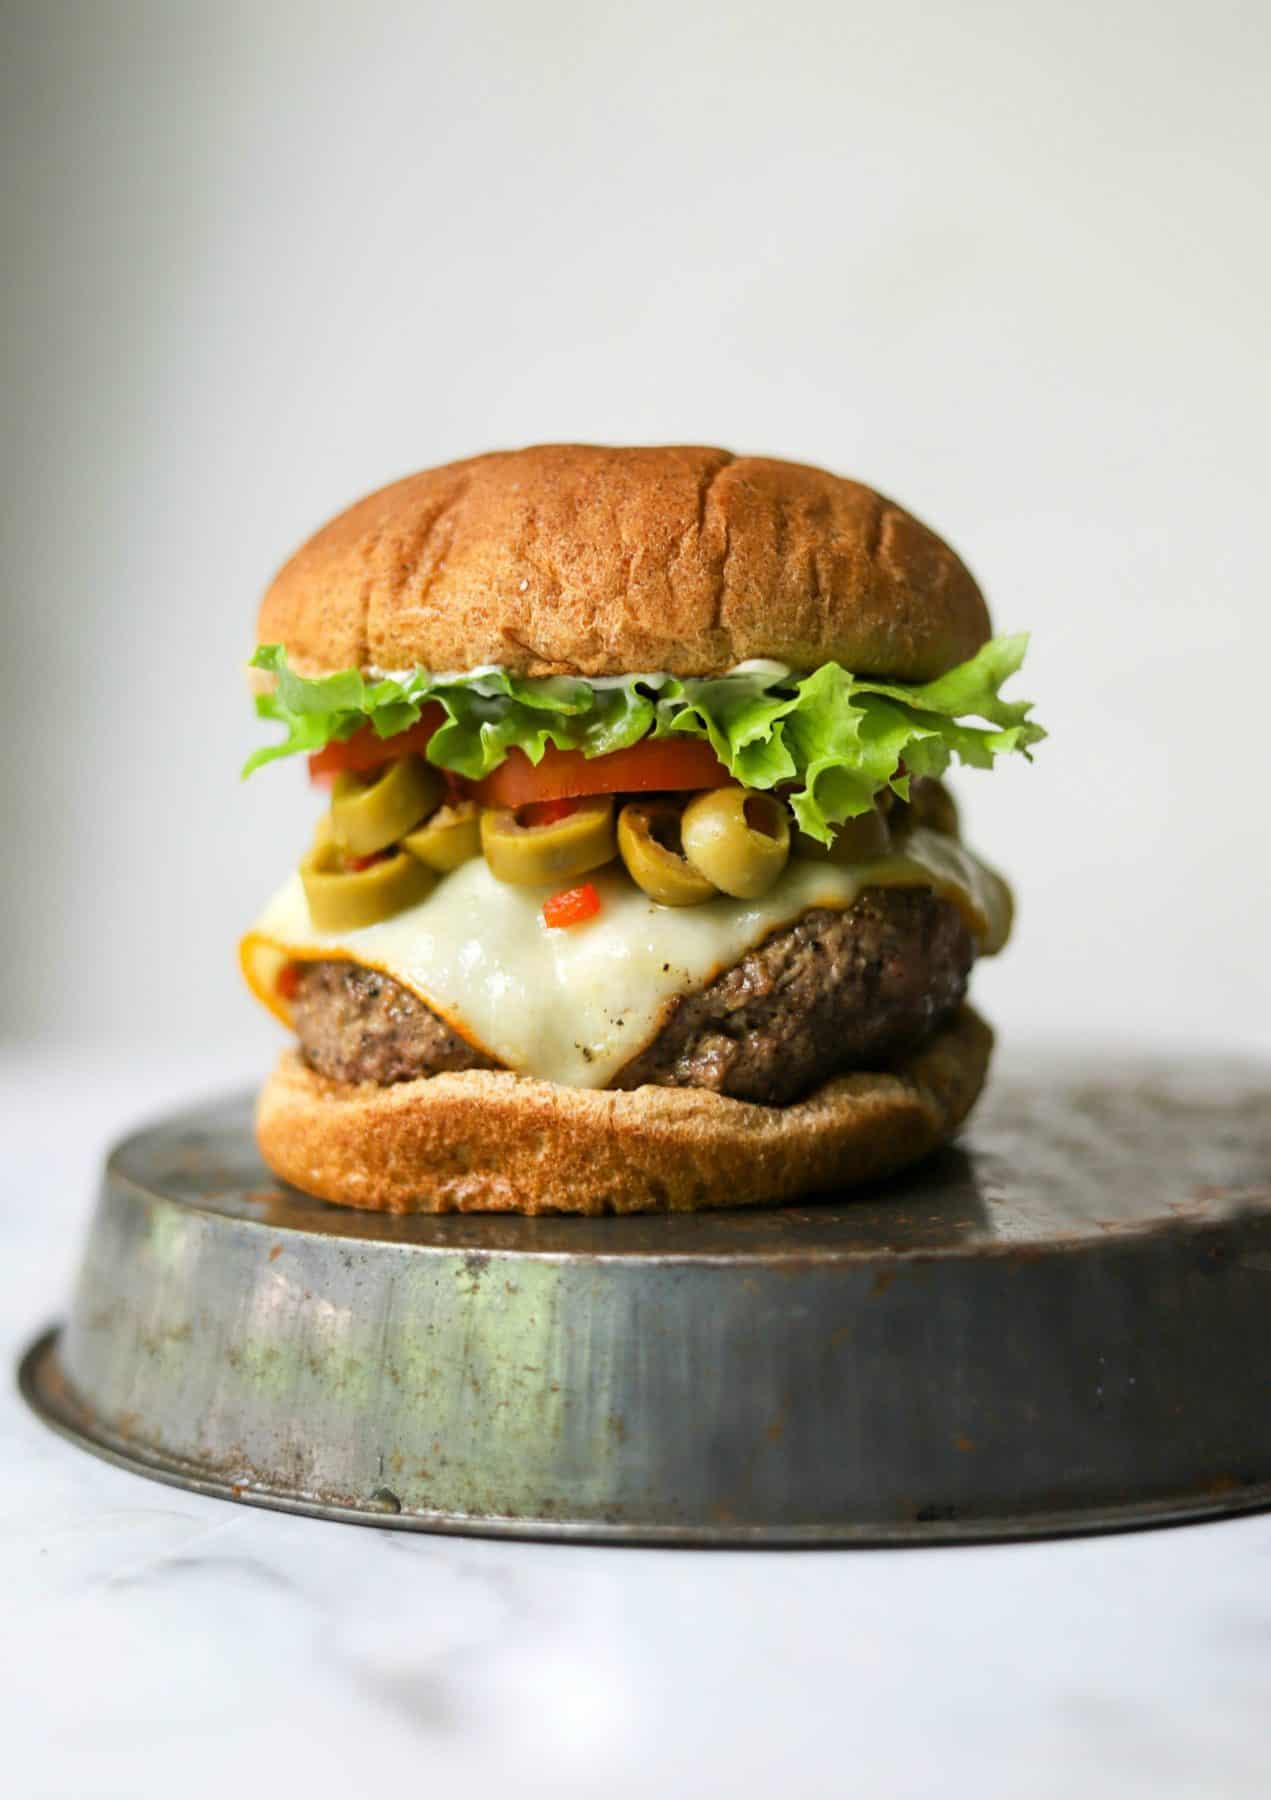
top-left (542, 882), bottom-right (602, 929)
top-left (276, 962), bottom-right (303, 1002)
top-left (518, 797), bottom-right (580, 829)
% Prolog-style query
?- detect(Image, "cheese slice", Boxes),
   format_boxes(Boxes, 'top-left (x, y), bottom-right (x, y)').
top-left (241, 827), bottom-right (1011, 1090)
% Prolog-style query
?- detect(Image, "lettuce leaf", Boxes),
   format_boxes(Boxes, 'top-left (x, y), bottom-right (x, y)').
top-left (245, 636), bottom-right (1044, 842)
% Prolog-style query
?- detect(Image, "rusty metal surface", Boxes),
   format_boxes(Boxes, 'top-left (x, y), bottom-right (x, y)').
top-left (19, 1054), bottom-right (1271, 1544)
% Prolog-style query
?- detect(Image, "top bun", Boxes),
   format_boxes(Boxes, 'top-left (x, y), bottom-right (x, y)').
top-left (257, 445), bottom-right (989, 681)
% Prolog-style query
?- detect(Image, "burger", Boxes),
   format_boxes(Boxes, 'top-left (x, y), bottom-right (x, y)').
top-left (239, 445), bottom-right (1042, 1214)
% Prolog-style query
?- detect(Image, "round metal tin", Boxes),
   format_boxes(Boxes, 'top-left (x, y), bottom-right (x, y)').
top-left (19, 1054), bottom-right (1271, 1545)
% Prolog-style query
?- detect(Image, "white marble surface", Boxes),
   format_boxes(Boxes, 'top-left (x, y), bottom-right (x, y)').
top-left (3, 1048), bottom-right (1270, 1800)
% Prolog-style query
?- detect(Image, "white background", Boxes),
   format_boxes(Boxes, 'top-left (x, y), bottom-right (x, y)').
top-left (4, 0), bottom-right (1270, 1064)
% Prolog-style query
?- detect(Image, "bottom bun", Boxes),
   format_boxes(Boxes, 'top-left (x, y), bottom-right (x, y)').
top-left (255, 1006), bottom-right (993, 1216)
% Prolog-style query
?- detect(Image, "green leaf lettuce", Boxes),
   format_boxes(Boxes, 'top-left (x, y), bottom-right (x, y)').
top-left (245, 636), bottom-right (1044, 843)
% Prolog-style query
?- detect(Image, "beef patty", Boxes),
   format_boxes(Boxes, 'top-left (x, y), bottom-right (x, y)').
top-left (289, 961), bottom-right (500, 1086)
top-left (611, 888), bottom-right (972, 1103)
top-left (288, 886), bottom-right (974, 1105)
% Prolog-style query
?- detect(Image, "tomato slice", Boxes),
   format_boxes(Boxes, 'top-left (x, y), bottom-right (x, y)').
top-left (306, 714), bottom-right (731, 802)
top-left (542, 882), bottom-right (602, 929)
top-left (307, 706), bottom-right (446, 786)
top-left (476, 738), bottom-right (730, 808)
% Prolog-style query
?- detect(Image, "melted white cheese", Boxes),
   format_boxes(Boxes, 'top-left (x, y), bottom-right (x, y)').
top-left (241, 829), bottom-right (1011, 1090)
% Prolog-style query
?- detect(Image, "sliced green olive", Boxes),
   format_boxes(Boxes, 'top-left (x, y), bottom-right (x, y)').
top-left (794, 807), bottom-right (891, 864)
top-left (402, 800), bottom-right (481, 873)
top-left (330, 756), bottom-right (443, 857)
top-left (680, 788), bottom-right (790, 899)
top-left (480, 797), bottom-right (617, 886)
top-left (300, 840), bottom-right (436, 932)
top-left (617, 801), bottom-right (719, 906)
top-left (904, 776), bottom-right (960, 838)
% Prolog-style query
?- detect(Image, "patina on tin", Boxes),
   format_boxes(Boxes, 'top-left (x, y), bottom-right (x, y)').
top-left (19, 1054), bottom-right (1271, 1545)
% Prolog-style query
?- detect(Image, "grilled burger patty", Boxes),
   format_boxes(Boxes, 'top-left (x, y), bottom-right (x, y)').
top-left (610, 889), bottom-right (972, 1103)
top-left (289, 887), bottom-right (974, 1105)
top-left (289, 961), bottom-right (500, 1086)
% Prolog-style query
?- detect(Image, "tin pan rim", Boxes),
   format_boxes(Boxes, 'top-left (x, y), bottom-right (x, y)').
top-left (20, 1328), bottom-right (1271, 1550)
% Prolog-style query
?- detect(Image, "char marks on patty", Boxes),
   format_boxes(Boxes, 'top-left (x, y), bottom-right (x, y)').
top-left (290, 961), bottom-right (499, 1085)
top-left (611, 888), bottom-right (972, 1103)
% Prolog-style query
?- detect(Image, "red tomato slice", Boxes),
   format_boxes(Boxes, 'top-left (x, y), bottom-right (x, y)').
top-left (306, 714), bottom-right (730, 802)
top-left (542, 882), bottom-right (602, 929)
top-left (476, 738), bottom-right (730, 808)
top-left (307, 707), bottom-right (446, 786)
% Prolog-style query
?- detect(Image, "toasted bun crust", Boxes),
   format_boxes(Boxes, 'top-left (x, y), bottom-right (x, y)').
top-left (255, 1008), bottom-right (992, 1216)
top-left (258, 445), bottom-right (989, 681)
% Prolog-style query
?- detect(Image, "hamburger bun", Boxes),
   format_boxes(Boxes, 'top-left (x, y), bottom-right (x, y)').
top-left (255, 1006), bottom-right (992, 1216)
top-left (258, 444), bottom-right (989, 683)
